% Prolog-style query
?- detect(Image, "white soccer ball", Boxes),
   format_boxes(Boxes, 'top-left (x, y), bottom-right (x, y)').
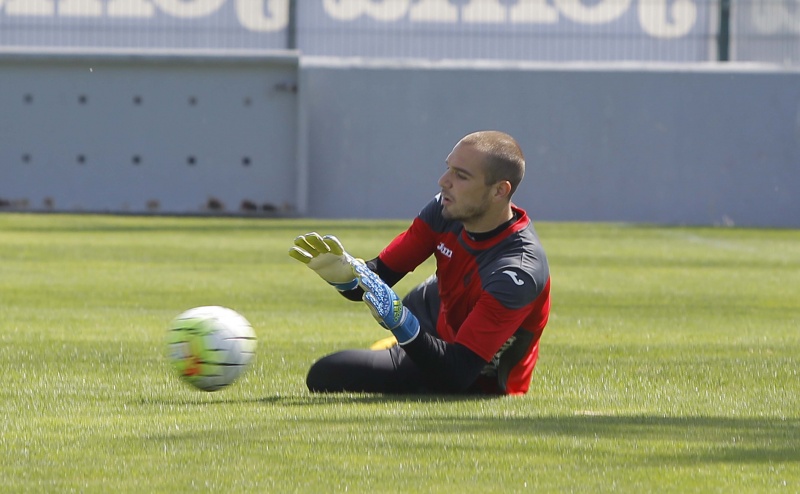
top-left (166, 306), bottom-right (257, 392)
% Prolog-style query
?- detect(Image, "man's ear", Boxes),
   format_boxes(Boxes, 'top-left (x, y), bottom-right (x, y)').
top-left (494, 180), bottom-right (513, 201)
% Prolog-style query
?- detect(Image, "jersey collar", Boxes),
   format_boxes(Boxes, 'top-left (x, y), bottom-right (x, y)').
top-left (460, 205), bottom-right (529, 250)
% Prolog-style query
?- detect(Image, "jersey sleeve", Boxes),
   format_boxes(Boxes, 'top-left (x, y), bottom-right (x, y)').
top-left (453, 294), bottom-right (533, 362)
top-left (454, 267), bottom-right (545, 362)
top-left (378, 196), bottom-right (441, 274)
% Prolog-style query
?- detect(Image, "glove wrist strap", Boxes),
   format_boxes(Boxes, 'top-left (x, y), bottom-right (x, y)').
top-left (393, 309), bottom-right (421, 346)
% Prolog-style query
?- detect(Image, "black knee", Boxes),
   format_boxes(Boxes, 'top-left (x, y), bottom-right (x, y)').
top-left (305, 348), bottom-right (424, 394)
top-left (306, 353), bottom-right (341, 392)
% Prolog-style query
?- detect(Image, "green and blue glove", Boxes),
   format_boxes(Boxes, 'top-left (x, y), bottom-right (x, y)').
top-left (288, 233), bottom-right (358, 291)
top-left (353, 260), bottom-right (420, 345)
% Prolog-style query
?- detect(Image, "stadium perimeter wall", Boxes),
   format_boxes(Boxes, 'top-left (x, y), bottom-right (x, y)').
top-left (0, 50), bottom-right (304, 216)
top-left (2, 54), bottom-right (799, 227)
top-left (302, 59), bottom-right (800, 228)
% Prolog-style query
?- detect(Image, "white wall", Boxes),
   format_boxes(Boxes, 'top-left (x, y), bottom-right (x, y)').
top-left (302, 59), bottom-right (800, 227)
top-left (0, 51), bottom-right (302, 215)
top-left (2, 53), bottom-right (799, 227)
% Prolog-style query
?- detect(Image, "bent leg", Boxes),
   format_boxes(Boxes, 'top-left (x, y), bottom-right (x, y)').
top-left (306, 345), bottom-right (428, 393)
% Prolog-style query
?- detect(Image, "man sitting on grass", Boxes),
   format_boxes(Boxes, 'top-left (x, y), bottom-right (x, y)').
top-left (289, 131), bottom-right (551, 395)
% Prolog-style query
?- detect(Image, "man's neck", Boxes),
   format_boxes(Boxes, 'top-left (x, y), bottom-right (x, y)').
top-left (463, 206), bottom-right (516, 237)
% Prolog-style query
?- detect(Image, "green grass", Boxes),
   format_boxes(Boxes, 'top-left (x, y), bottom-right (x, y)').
top-left (1, 213), bottom-right (798, 493)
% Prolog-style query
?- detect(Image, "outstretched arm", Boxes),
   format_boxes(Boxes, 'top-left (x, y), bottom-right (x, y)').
top-left (353, 260), bottom-right (420, 345)
top-left (353, 260), bottom-right (487, 392)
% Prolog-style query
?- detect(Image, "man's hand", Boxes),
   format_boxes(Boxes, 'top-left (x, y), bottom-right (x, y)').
top-left (353, 260), bottom-right (420, 345)
top-left (289, 233), bottom-right (358, 291)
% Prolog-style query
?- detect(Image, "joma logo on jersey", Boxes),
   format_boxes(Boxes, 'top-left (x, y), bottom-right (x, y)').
top-left (502, 270), bottom-right (525, 286)
top-left (437, 242), bottom-right (453, 259)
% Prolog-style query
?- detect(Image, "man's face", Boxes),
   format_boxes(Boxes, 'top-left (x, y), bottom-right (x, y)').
top-left (437, 142), bottom-right (494, 225)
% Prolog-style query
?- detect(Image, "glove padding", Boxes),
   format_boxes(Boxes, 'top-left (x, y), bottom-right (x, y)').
top-left (353, 260), bottom-right (420, 345)
top-left (289, 233), bottom-right (358, 291)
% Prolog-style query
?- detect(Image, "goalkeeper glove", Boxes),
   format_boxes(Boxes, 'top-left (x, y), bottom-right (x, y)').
top-left (288, 232), bottom-right (358, 291)
top-left (353, 260), bottom-right (420, 345)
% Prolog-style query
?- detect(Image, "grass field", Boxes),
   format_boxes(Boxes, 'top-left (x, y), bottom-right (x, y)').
top-left (1, 213), bottom-right (798, 493)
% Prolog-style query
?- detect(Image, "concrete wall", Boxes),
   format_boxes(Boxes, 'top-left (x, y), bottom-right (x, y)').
top-left (2, 53), bottom-right (799, 227)
top-left (0, 50), bottom-right (303, 215)
top-left (302, 59), bottom-right (800, 227)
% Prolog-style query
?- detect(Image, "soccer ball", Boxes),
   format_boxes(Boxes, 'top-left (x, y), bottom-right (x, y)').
top-left (166, 306), bottom-right (257, 391)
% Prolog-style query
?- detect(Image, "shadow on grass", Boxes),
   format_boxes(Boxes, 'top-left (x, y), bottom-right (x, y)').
top-left (290, 406), bottom-right (800, 465)
top-left (270, 393), bottom-right (500, 405)
top-left (139, 392), bottom-right (499, 408)
top-left (138, 394), bottom-right (799, 464)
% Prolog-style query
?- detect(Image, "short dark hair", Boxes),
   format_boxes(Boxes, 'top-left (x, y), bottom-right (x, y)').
top-left (460, 131), bottom-right (525, 197)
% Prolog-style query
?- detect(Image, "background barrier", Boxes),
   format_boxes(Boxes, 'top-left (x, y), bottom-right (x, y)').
top-left (0, 50), bottom-right (304, 215)
top-left (301, 59), bottom-right (800, 227)
top-left (1, 1), bottom-right (799, 226)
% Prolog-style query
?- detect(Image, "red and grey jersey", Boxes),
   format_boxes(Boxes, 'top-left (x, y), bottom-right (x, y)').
top-left (378, 194), bottom-right (551, 395)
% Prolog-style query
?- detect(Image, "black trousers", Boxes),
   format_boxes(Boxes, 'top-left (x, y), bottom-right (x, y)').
top-left (306, 276), bottom-right (441, 393)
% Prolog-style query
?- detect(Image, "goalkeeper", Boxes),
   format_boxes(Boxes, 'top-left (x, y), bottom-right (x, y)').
top-left (289, 131), bottom-right (551, 395)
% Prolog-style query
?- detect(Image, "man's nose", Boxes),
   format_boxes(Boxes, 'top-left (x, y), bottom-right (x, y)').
top-left (438, 171), bottom-right (450, 188)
